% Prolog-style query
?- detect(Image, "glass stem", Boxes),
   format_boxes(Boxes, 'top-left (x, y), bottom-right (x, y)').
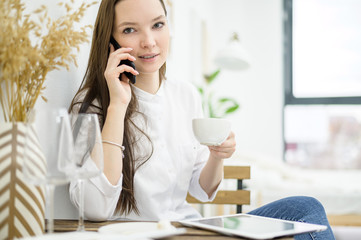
top-left (45, 184), bottom-right (55, 234)
top-left (77, 178), bottom-right (85, 231)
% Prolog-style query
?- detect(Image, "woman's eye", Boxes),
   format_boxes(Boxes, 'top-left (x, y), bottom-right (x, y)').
top-left (123, 28), bottom-right (135, 34)
top-left (153, 22), bottom-right (164, 29)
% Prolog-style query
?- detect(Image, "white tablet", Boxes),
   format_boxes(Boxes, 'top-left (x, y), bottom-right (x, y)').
top-left (179, 213), bottom-right (327, 239)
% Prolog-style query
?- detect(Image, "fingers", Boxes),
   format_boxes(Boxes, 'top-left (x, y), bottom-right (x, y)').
top-left (105, 47), bottom-right (139, 82)
top-left (108, 48), bottom-right (136, 68)
top-left (105, 65), bottom-right (139, 84)
top-left (209, 145), bottom-right (236, 159)
top-left (211, 131), bottom-right (235, 149)
top-left (117, 64), bottom-right (139, 78)
top-left (208, 131), bottom-right (236, 159)
top-left (209, 144), bottom-right (235, 155)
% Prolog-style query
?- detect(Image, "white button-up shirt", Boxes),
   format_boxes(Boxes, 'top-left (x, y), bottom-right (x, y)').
top-left (70, 79), bottom-right (219, 221)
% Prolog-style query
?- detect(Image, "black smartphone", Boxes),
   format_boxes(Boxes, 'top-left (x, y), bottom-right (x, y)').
top-left (109, 36), bottom-right (136, 84)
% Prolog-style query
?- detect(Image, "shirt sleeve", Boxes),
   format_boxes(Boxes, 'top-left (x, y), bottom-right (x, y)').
top-left (69, 92), bottom-right (122, 221)
top-left (187, 144), bottom-right (223, 202)
top-left (69, 159), bottom-right (123, 221)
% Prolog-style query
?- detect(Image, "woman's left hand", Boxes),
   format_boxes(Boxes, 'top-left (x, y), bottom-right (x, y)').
top-left (208, 131), bottom-right (236, 160)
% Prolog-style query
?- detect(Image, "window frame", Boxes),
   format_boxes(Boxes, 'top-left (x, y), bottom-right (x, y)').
top-left (283, 0), bottom-right (361, 105)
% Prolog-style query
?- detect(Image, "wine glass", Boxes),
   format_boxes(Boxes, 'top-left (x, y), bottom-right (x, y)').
top-left (23, 108), bottom-right (75, 234)
top-left (70, 113), bottom-right (104, 231)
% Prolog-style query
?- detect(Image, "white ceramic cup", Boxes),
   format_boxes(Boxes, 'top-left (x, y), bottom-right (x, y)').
top-left (192, 118), bottom-right (231, 146)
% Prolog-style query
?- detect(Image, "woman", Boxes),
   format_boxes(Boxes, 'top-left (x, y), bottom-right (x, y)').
top-left (69, 0), bottom-right (335, 239)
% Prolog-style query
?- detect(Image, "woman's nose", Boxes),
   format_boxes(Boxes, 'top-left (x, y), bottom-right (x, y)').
top-left (140, 31), bottom-right (156, 49)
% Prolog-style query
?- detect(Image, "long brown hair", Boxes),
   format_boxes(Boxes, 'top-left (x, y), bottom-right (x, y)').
top-left (69, 0), bottom-right (168, 215)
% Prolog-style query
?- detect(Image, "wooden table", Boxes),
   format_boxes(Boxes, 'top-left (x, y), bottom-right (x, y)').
top-left (54, 219), bottom-right (294, 239)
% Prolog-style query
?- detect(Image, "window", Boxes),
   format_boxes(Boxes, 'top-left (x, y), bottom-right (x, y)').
top-left (283, 0), bottom-right (361, 169)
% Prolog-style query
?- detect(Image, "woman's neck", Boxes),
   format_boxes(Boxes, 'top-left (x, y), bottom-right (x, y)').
top-left (134, 72), bottom-right (160, 95)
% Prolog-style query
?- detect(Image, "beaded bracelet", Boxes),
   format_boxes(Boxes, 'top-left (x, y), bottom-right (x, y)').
top-left (102, 140), bottom-right (125, 158)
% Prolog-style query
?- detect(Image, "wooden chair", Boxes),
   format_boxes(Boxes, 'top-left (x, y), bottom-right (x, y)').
top-left (328, 214), bottom-right (361, 226)
top-left (186, 165), bottom-right (251, 213)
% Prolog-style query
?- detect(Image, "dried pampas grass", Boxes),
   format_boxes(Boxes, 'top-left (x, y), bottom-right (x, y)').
top-left (0, 0), bottom-right (97, 122)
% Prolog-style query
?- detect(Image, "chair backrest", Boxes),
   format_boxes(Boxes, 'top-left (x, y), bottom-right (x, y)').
top-left (186, 165), bottom-right (251, 213)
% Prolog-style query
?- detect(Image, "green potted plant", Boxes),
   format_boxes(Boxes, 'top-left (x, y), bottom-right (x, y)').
top-left (198, 69), bottom-right (240, 118)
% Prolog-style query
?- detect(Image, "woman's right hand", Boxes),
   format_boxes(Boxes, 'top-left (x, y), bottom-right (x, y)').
top-left (104, 44), bottom-right (139, 107)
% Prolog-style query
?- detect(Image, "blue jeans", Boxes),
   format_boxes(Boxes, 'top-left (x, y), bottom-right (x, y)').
top-left (248, 196), bottom-right (335, 240)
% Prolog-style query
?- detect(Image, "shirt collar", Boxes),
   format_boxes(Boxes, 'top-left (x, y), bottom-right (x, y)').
top-left (132, 81), bottom-right (165, 101)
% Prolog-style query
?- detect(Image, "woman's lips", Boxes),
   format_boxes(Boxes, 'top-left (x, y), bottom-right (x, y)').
top-left (138, 53), bottom-right (160, 61)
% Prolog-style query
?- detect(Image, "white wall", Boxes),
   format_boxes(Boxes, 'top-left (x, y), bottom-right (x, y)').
top-left (211, 0), bottom-right (284, 160)
top-left (29, 0), bottom-right (100, 111)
